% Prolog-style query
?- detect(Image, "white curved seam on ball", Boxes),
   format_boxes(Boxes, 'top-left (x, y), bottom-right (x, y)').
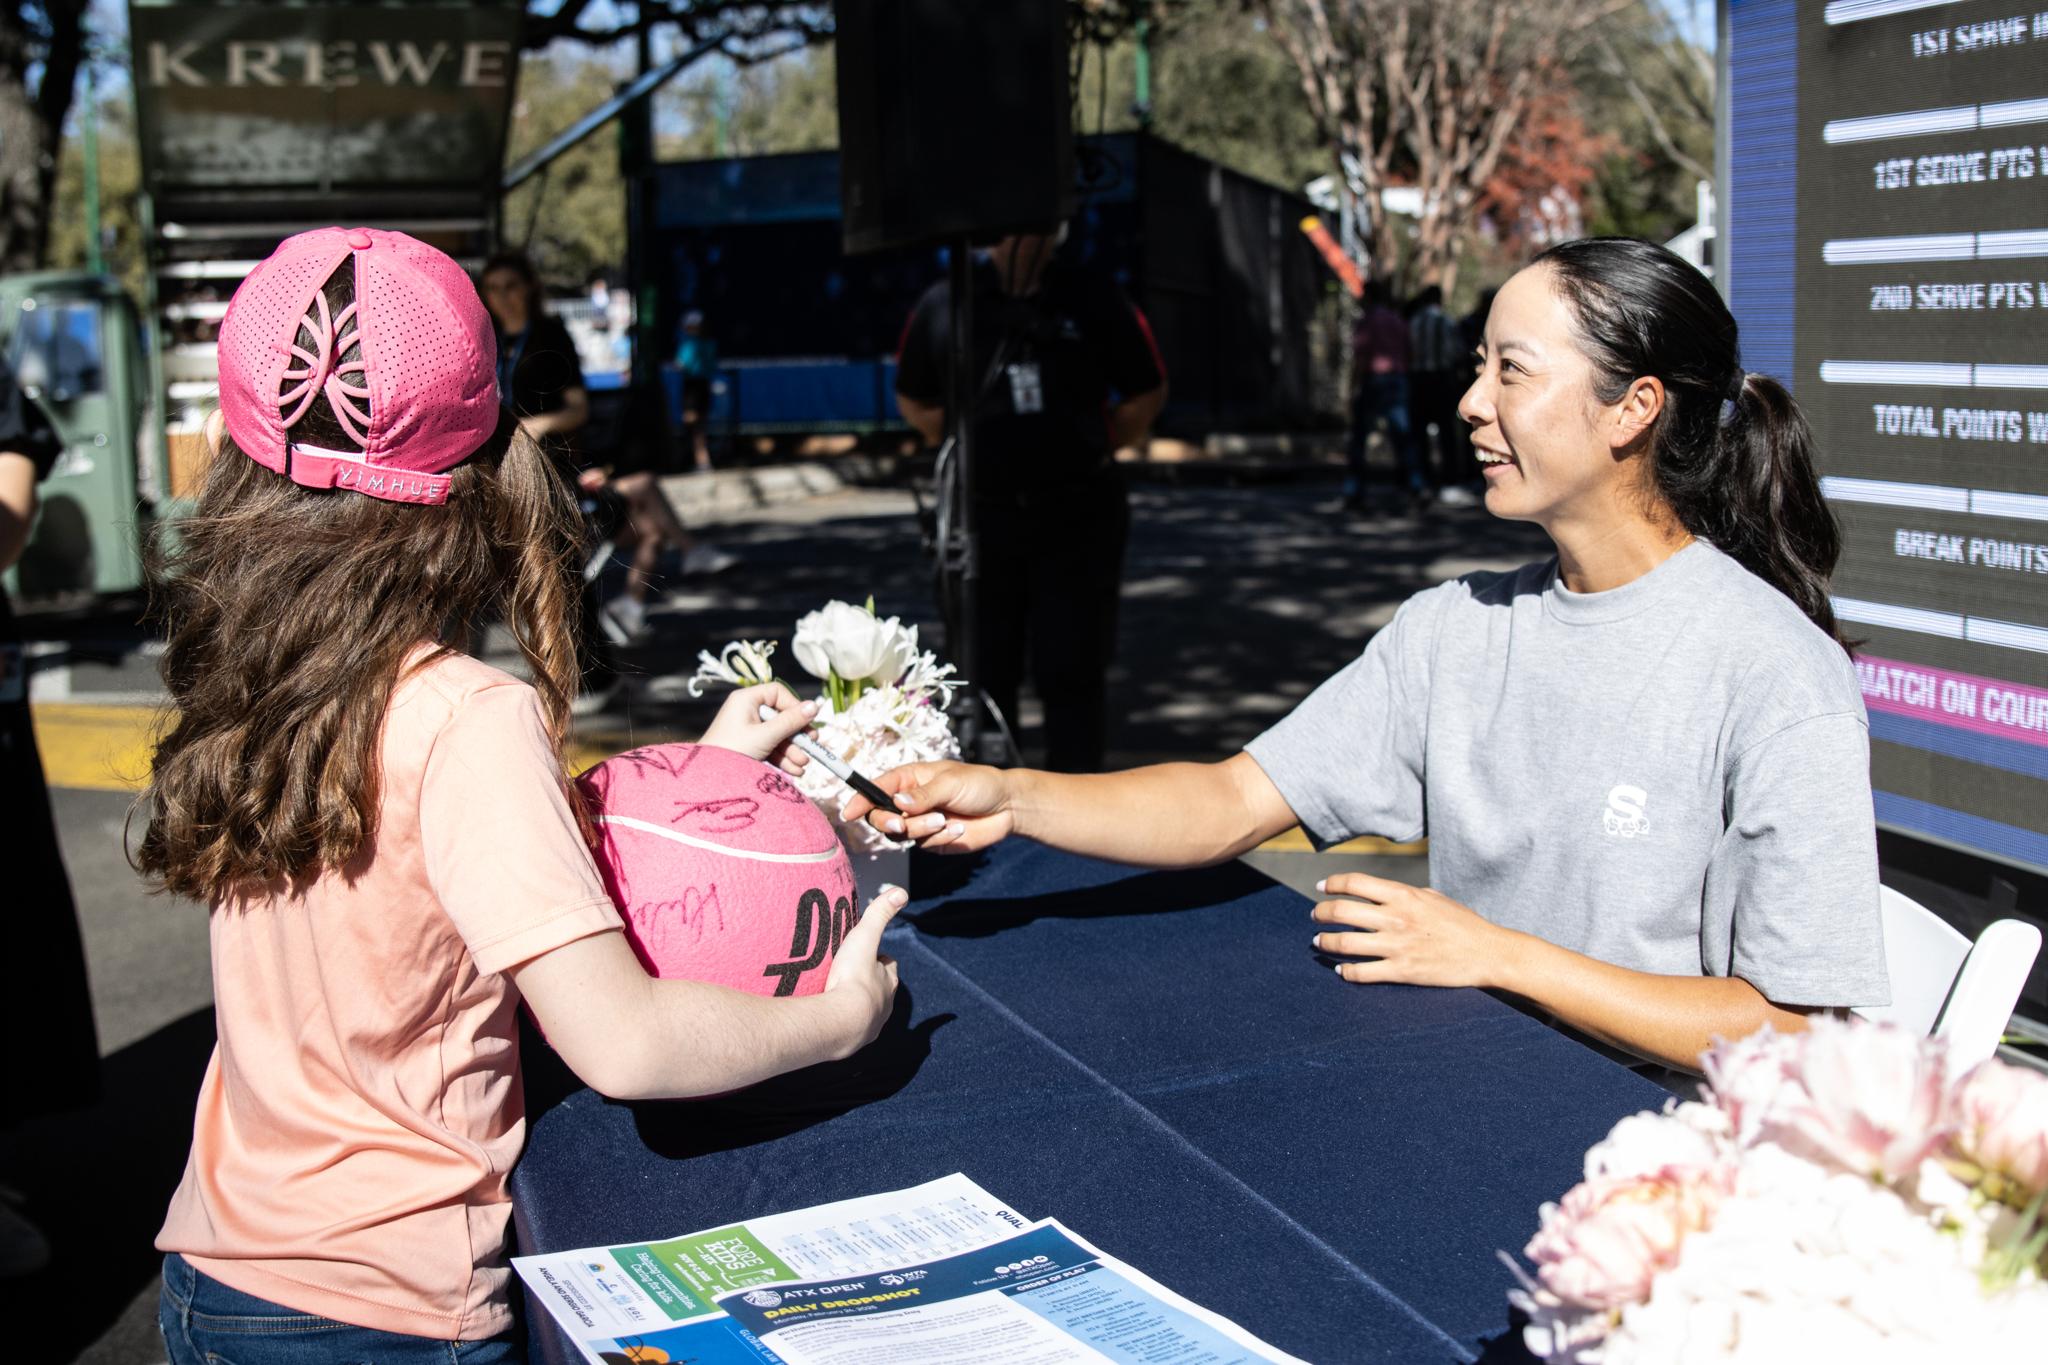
top-left (595, 814), bottom-right (845, 863)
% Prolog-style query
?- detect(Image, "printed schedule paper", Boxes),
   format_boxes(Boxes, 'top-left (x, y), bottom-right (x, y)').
top-left (512, 1174), bottom-right (1305, 1364)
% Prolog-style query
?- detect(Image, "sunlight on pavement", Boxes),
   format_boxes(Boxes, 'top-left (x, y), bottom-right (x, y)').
top-left (34, 704), bottom-right (1423, 858)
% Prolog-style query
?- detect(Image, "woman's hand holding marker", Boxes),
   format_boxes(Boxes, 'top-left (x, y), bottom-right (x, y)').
top-left (1312, 873), bottom-right (1522, 990)
top-left (841, 761), bottom-right (1012, 853)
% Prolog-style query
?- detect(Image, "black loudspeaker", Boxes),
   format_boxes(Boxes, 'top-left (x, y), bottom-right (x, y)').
top-left (836, 0), bottom-right (1073, 256)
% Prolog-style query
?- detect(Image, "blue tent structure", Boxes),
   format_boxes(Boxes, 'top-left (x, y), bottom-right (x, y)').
top-left (647, 133), bottom-right (1331, 436)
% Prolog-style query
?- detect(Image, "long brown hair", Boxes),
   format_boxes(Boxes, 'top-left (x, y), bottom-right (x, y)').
top-left (136, 265), bottom-right (586, 903)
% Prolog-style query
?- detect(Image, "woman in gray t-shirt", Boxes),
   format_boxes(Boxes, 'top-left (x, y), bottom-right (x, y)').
top-left (848, 238), bottom-right (1889, 1073)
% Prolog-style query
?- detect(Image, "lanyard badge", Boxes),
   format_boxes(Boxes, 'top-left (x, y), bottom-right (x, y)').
top-left (1005, 361), bottom-right (1044, 415)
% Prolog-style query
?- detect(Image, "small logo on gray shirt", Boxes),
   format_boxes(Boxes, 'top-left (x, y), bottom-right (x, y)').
top-left (1603, 785), bottom-right (1650, 838)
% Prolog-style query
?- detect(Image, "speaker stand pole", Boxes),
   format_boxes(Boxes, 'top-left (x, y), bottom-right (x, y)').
top-left (946, 236), bottom-right (984, 764)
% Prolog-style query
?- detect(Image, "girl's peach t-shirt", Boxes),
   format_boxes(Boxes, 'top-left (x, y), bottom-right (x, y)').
top-left (158, 652), bottom-right (621, 1340)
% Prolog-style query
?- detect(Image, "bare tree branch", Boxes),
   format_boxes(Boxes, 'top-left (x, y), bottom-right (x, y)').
top-left (1590, 28), bottom-right (1713, 184)
top-left (1251, 0), bottom-right (1588, 288)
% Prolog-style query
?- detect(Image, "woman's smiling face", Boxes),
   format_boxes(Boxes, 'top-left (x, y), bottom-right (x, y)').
top-left (1460, 264), bottom-right (1629, 527)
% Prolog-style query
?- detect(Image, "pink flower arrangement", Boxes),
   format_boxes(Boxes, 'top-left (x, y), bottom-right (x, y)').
top-left (1526, 1172), bottom-right (1725, 1310)
top-left (1773, 1017), bottom-right (1954, 1181)
top-left (1954, 1059), bottom-right (2048, 1195)
top-left (1507, 1018), bottom-right (2048, 1362)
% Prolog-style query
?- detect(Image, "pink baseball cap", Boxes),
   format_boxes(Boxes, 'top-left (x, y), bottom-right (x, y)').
top-left (217, 226), bottom-right (500, 505)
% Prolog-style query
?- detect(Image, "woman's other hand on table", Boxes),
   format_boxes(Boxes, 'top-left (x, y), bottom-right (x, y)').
top-left (843, 761), bottom-right (1016, 853)
top-left (1311, 873), bottom-right (1522, 989)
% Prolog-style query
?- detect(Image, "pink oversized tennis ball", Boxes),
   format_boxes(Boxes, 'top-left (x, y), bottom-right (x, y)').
top-left (576, 743), bottom-right (858, 997)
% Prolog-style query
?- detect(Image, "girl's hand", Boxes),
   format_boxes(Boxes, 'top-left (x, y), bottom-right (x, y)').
top-left (822, 885), bottom-right (906, 1056)
top-left (1311, 873), bottom-right (1521, 989)
top-left (841, 761), bottom-right (1017, 852)
top-left (576, 466), bottom-right (609, 492)
top-left (700, 684), bottom-right (816, 775)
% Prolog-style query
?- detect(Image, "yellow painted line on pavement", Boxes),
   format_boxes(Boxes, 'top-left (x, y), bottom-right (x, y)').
top-left (566, 729), bottom-right (689, 777)
top-left (1257, 827), bottom-right (1427, 856)
top-left (34, 706), bottom-right (676, 791)
top-left (35, 706), bottom-right (1430, 863)
top-left (31, 702), bottom-right (165, 792)
top-left (566, 739), bottom-right (616, 777)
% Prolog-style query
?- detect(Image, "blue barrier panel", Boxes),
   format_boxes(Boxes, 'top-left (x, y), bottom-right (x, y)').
top-left (661, 360), bottom-right (903, 430)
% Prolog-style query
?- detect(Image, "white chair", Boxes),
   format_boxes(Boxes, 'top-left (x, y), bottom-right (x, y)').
top-left (1855, 885), bottom-right (2042, 1069)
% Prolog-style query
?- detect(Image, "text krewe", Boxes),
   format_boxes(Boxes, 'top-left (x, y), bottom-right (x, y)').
top-left (145, 40), bottom-right (512, 90)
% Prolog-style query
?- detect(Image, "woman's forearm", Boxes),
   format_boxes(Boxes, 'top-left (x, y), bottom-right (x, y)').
top-left (1108, 385), bottom-right (1166, 451)
top-left (1489, 931), bottom-right (1814, 1072)
top-left (0, 452), bottom-right (36, 573)
top-left (520, 389), bottom-right (590, 440)
top-left (896, 394), bottom-right (945, 446)
top-left (1009, 753), bottom-right (1295, 868)
top-left (520, 410), bottom-right (581, 438)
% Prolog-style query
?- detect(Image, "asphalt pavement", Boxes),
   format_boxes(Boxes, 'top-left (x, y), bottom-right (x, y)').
top-left (6, 468), bottom-right (1548, 1362)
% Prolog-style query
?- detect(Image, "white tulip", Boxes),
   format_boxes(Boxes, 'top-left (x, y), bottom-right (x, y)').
top-left (791, 600), bottom-right (920, 686)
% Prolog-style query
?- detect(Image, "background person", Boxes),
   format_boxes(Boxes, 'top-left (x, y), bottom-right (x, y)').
top-left (855, 237), bottom-right (1889, 1075)
top-left (0, 351), bottom-right (99, 1276)
top-left (1408, 284), bottom-right (1476, 505)
top-left (1344, 278), bottom-right (1424, 512)
top-left (481, 253), bottom-right (726, 650)
top-left (895, 229), bottom-right (1167, 773)
top-left (674, 309), bottom-right (719, 473)
top-left (482, 250), bottom-right (619, 688)
top-left (145, 231), bottom-right (903, 1364)
top-left (481, 251), bottom-right (590, 449)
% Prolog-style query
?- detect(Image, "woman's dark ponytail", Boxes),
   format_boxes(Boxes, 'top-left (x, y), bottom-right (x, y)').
top-left (1532, 237), bottom-right (1850, 652)
top-left (1704, 372), bottom-right (1844, 647)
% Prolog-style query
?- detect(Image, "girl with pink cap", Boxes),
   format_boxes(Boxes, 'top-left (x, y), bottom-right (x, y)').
top-left (138, 228), bottom-right (904, 1363)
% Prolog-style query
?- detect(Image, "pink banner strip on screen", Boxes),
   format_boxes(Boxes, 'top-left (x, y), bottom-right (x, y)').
top-left (1856, 655), bottom-right (2048, 749)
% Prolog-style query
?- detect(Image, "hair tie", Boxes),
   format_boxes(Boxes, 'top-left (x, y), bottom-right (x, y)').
top-left (1718, 370), bottom-right (1746, 427)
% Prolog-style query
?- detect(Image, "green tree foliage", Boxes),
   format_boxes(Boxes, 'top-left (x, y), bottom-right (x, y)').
top-left (657, 43), bottom-right (837, 161)
top-left (645, 1), bottom-right (1320, 192)
top-left (1074, 0), bottom-right (1325, 191)
top-left (0, 1), bottom-right (87, 274)
top-left (502, 51), bottom-right (631, 287)
top-left (1569, 2), bottom-right (1714, 243)
top-left (41, 0), bottom-right (1705, 301)
top-left (46, 90), bottom-right (141, 295)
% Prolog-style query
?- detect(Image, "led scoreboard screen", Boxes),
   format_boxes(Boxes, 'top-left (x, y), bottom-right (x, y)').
top-left (1725, 0), bottom-right (2048, 871)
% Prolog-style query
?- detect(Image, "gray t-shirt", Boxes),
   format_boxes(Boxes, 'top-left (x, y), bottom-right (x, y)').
top-left (1245, 542), bottom-right (1890, 1007)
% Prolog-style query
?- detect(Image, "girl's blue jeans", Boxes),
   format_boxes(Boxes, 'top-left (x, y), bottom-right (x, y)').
top-left (158, 1253), bottom-right (524, 1364)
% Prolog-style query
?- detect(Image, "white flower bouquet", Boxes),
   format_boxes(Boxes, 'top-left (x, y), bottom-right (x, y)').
top-left (689, 599), bottom-right (961, 852)
top-left (1506, 1017), bottom-right (2048, 1361)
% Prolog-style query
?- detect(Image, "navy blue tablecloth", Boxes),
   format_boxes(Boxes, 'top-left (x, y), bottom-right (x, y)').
top-left (510, 842), bottom-right (1669, 1364)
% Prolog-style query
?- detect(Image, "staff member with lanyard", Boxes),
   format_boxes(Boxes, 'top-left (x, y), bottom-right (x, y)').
top-left (0, 350), bottom-right (99, 1273)
top-left (895, 229), bottom-right (1167, 773)
top-left (860, 238), bottom-right (1890, 1074)
top-left (480, 252), bottom-right (621, 699)
top-left (481, 252), bottom-right (590, 446)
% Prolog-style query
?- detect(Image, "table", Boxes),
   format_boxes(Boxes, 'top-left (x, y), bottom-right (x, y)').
top-left (510, 841), bottom-right (1670, 1364)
